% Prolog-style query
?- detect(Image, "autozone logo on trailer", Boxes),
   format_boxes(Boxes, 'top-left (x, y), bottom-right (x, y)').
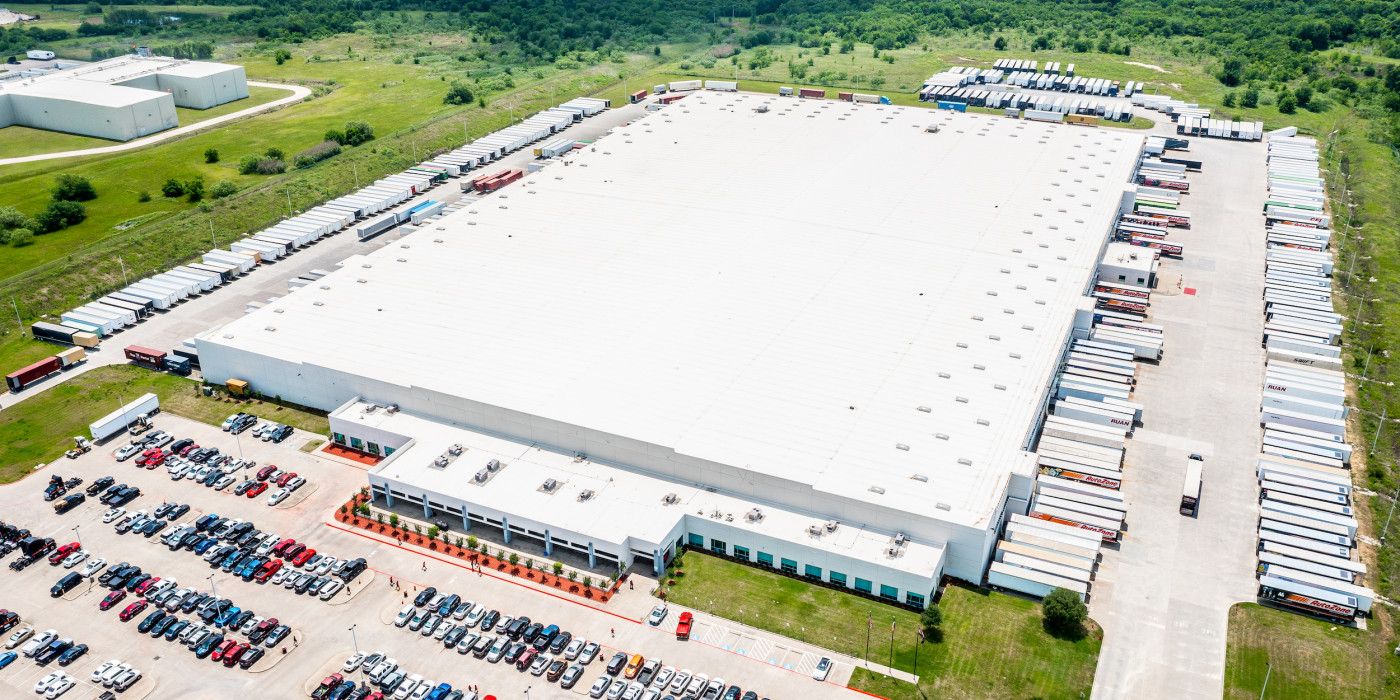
top-left (1099, 298), bottom-right (1148, 313)
top-left (1128, 237), bottom-right (1184, 256)
top-left (1121, 215), bottom-right (1167, 227)
top-left (1039, 466), bottom-right (1121, 489)
top-left (1095, 284), bottom-right (1149, 299)
top-left (1028, 511), bottom-right (1119, 541)
top-left (1286, 594), bottom-right (1354, 616)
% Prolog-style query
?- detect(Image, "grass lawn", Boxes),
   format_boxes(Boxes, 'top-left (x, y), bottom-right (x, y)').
top-left (1224, 604), bottom-right (1400, 699)
top-left (661, 551), bottom-right (1099, 700)
top-left (0, 86), bottom-right (292, 161)
top-left (0, 364), bottom-right (327, 483)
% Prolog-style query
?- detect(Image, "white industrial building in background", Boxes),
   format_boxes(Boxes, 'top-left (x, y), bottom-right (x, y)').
top-left (198, 95), bottom-right (1143, 607)
top-left (0, 54), bottom-right (248, 140)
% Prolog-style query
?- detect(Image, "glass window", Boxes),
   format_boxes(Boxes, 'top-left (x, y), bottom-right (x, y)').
top-left (906, 592), bottom-right (926, 608)
top-left (780, 558), bottom-right (798, 575)
top-left (757, 552), bottom-right (774, 566)
top-left (880, 584), bottom-right (899, 601)
top-left (385, 447), bottom-right (395, 456)
top-left (687, 533), bottom-right (704, 547)
top-left (804, 564), bottom-right (822, 580)
top-left (332, 432), bottom-right (345, 444)
top-left (367, 442), bottom-right (380, 455)
top-left (710, 539), bottom-right (727, 555)
top-left (349, 437), bottom-right (363, 449)
top-left (854, 578), bottom-right (873, 593)
top-left (829, 571), bottom-right (848, 586)
top-left (732, 546), bottom-right (750, 562)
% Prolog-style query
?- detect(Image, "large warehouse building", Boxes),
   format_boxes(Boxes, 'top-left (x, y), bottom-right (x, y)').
top-left (198, 95), bottom-right (1143, 606)
top-left (0, 54), bottom-right (248, 140)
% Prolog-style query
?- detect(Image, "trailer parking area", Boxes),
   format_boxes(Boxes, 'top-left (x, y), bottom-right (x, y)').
top-left (1087, 128), bottom-right (1270, 699)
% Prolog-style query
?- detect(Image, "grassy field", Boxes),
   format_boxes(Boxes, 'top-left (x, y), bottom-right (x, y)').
top-left (0, 85), bottom-right (292, 160)
top-left (661, 552), bottom-right (1099, 700)
top-left (1224, 604), bottom-right (1400, 699)
top-left (0, 364), bottom-right (328, 483)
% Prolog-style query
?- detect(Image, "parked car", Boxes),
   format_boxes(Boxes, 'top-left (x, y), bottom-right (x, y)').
top-left (676, 612), bottom-right (693, 640)
top-left (648, 604), bottom-right (668, 626)
top-left (267, 489), bottom-right (291, 506)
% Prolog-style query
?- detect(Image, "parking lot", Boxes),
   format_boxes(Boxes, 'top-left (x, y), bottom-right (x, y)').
top-left (0, 411), bottom-right (862, 699)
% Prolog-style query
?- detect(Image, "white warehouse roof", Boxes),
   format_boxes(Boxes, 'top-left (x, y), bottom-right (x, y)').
top-left (203, 95), bottom-right (1142, 530)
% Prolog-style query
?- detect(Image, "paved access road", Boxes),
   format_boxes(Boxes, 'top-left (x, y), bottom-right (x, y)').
top-left (0, 82), bottom-right (310, 167)
top-left (1087, 124), bottom-right (1268, 699)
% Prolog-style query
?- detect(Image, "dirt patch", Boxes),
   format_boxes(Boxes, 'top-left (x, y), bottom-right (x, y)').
top-left (711, 45), bottom-right (735, 58)
top-left (1125, 61), bottom-right (1170, 74)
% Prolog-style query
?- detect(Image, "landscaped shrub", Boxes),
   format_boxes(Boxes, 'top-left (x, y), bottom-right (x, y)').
top-left (293, 140), bottom-right (342, 169)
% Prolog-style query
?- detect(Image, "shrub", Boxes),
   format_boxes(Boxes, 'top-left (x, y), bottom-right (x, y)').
top-left (1293, 85), bottom-right (1312, 108)
top-left (1042, 587), bottom-right (1087, 633)
top-left (293, 140), bottom-right (342, 169)
top-left (238, 155), bottom-right (260, 175)
top-left (582, 576), bottom-right (592, 589)
top-left (567, 571), bottom-right (577, 582)
top-left (553, 562), bottom-right (564, 576)
top-left (264, 147), bottom-right (284, 160)
top-left (443, 79), bottom-right (474, 105)
top-left (137, 191), bottom-right (151, 202)
top-left (1241, 88), bottom-right (1259, 108)
top-left (273, 48), bottom-right (291, 65)
top-left (343, 120), bottom-right (375, 146)
top-left (161, 178), bottom-right (185, 197)
top-left (210, 180), bottom-right (238, 199)
top-left (9, 228), bottom-right (34, 247)
top-left (51, 174), bottom-right (96, 202)
top-left (35, 200), bottom-right (86, 232)
top-left (255, 158), bottom-right (286, 175)
top-left (994, 36), bottom-right (1007, 51)
top-left (0, 206), bottom-right (36, 232)
top-left (204, 148), bottom-right (219, 163)
top-left (324, 129), bottom-right (347, 145)
top-left (496, 549), bottom-right (505, 560)
top-left (466, 535), bottom-right (478, 550)
top-left (389, 513), bottom-right (399, 528)
top-left (184, 176), bottom-right (206, 202)
top-left (427, 526), bottom-right (439, 540)
top-left (1222, 91), bottom-right (1236, 107)
top-left (1276, 90), bottom-right (1297, 114)
top-left (508, 553), bottom-right (519, 566)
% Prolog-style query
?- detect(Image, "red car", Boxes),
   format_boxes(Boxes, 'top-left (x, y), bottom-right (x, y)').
top-left (211, 638), bottom-right (239, 662)
top-left (99, 589), bottom-right (127, 611)
top-left (312, 674), bottom-right (343, 700)
top-left (134, 577), bottom-right (161, 597)
top-left (279, 542), bottom-right (305, 560)
top-left (142, 451), bottom-right (167, 469)
top-left (256, 466), bottom-right (277, 481)
top-left (118, 600), bottom-right (148, 621)
top-left (246, 482), bottom-right (269, 498)
top-left (274, 472), bottom-right (297, 487)
top-left (253, 559), bottom-right (281, 582)
top-left (222, 643), bottom-right (249, 667)
top-left (676, 612), bottom-right (693, 640)
top-left (290, 548), bottom-right (317, 567)
top-left (48, 542), bottom-right (80, 565)
top-left (179, 444), bottom-right (199, 456)
top-left (136, 448), bottom-right (160, 465)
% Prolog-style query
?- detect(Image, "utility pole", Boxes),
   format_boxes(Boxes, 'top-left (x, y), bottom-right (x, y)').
top-left (11, 297), bottom-right (22, 337)
top-left (412, 140), bottom-right (417, 162)
top-left (118, 256), bottom-right (129, 286)
top-left (1259, 662), bottom-right (1272, 700)
top-left (210, 219), bottom-right (217, 248)
top-left (1381, 485), bottom-right (1400, 544)
top-left (285, 187), bottom-right (292, 217)
top-left (1371, 406), bottom-right (1387, 454)
top-left (353, 162), bottom-right (359, 189)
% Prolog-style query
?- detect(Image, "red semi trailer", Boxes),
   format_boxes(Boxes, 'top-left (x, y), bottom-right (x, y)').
top-left (124, 345), bottom-right (166, 369)
top-left (7, 356), bottom-right (61, 392)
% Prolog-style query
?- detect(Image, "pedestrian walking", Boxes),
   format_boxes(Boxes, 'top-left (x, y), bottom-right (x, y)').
top-left (422, 561), bottom-right (427, 571)
top-left (610, 628), bottom-right (615, 638)
top-left (629, 580), bottom-right (634, 590)
top-left (281, 647), bottom-right (287, 655)
top-left (403, 591), bottom-right (408, 600)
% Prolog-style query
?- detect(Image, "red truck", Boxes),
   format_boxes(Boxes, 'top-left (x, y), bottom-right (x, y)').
top-left (124, 345), bottom-right (166, 369)
top-left (798, 88), bottom-right (825, 99)
top-left (838, 92), bottom-right (854, 101)
top-left (629, 89), bottom-right (648, 104)
top-left (6, 356), bottom-right (61, 392)
top-left (658, 94), bottom-right (686, 105)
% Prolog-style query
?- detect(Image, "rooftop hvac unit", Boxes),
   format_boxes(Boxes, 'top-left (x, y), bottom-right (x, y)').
top-left (486, 458), bottom-right (501, 471)
top-left (474, 470), bottom-right (489, 483)
top-left (542, 478), bottom-right (558, 492)
top-left (662, 493), bottom-right (679, 505)
top-left (745, 508), bottom-right (763, 522)
top-left (894, 533), bottom-right (907, 546)
top-left (363, 404), bottom-right (378, 414)
top-left (578, 489), bottom-right (595, 502)
top-left (886, 546), bottom-right (899, 558)
top-left (433, 456), bottom-right (448, 468)
top-left (807, 524), bottom-right (823, 537)
top-left (448, 443), bottom-right (463, 456)
top-left (387, 404), bottom-right (400, 414)
top-left (825, 520), bottom-right (839, 532)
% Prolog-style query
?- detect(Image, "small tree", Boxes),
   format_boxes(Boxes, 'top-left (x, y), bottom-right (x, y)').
top-left (466, 535), bottom-right (478, 550)
top-left (389, 513), bottom-right (399, 529)
top-left (993, 36), bottom-right (1007, 51)
top-left (524, 557), bottom-right (533, 570)
top-left (210, 180), bottom-right (238, 199)
top-left (443, 80), bottom-right (475, 106)
top-left (919, 604), bottom-right (944, 642)
top-left (413, 524), bottom-right (422, 537)
top-left (184, 176), bottom-right (206, 202)
top-left (343, 120), bottom-right (375, 146)
top-left (568, 570), bottom-right (578, 582)
top-left (496, 548), bottom-right (506, 561)
top-left (274, 48), bottom-right (292, 65)
top-left (508, 552), bottom-right (520, 567)
top-left (428, 525), bottom-right (439, 541)
top-left (479, 541), bottom-right (489, 556)
top-left (583, 576), bottom-right (592, 589)
top-left (1276, 90), bottom-right (1298, 114)
top-left (1222, 91), bottom-right (1237, 108)
top-left (204, 148), bottom-right (220, 163)
top-left (376, 513), bottom-right (385, 526)
top-left (553, 562), bottom-right (564, 576)
top-left (161, 178), bottom-right (185, 198)
top-left (1042, 587), bottom-right (1087, 634)
top-left (1241, 87), bottom-right (1260, 108)
top-left (454, 537), bottom-right (464, 550)
top-left (51, 174), bottom-right (96, 202)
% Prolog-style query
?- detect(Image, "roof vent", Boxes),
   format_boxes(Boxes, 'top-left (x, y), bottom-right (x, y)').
top-left (747, 508), bottom-right (765, 522)
top-left (273, 308), bottom-right (284, 313)
top-left (663, 493), bottom-right (679, 505)
top-left (869, 486), bottom-right (886, 494)
top-left (356, 279), bottom-right (367, 283)
top-left (319, 285), bottom-right (330, 290)
top-left (955, 396), bottom-right (969, 403)
top-left (396, 258), bottom-right (407, 263)
top-left (957, 458), bottom-right (973, 466)
top-left (994, 384), bottom-right (1007, 391)
top-left (986, 290), bottom-right (998, 296)
top-left (1009, 352), bottom-right (1022, 359)
top-left (938, 372), bottom-right (951, 379)
top-left (936, 433), bottom-right (950, 440)
top-left (312, 301), bottom-right (324, 306)
top-left (988, 335), bottom-right (1000, 341)
top-left (971, 315), bottom-right (984, 321)
top-left (263, 325), bottom-right (276, 332)
top-left (976, 418), bottom-right (991, 426)
top-left (894, 533), bottom-right (907, 546)
top-left (935, 502), bottom-right (953, 511)
top-left (825, 519), bottom-right (839, 532)
top-left (973, 364), bottom-right (986, 370)
top-left (956, 342), bottom-right (968, 349)
top-left (911, 474), bottom-right (928, 482)
top-left (361, 263), bottom-right (372, 268)
top-left (917, 405), bottom-right (932, 413)
top-left (896, 443), bottom-right (910, 451)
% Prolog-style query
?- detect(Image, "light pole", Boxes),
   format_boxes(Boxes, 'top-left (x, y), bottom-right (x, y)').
top-left (72, 525), bottom-right (81, 548)
top-left (1259, 662), bottom-right (1271, 700)
top-left (118, 255), bottom-right (129, 286)
top-left (348, 624), bottom-right (359, 656)
top-left (524, 687), bottom-right (531, 700)
top-left (209, 219), bottom-right (217, 248)
top-left (208, 573), bottom-right (217, 598)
